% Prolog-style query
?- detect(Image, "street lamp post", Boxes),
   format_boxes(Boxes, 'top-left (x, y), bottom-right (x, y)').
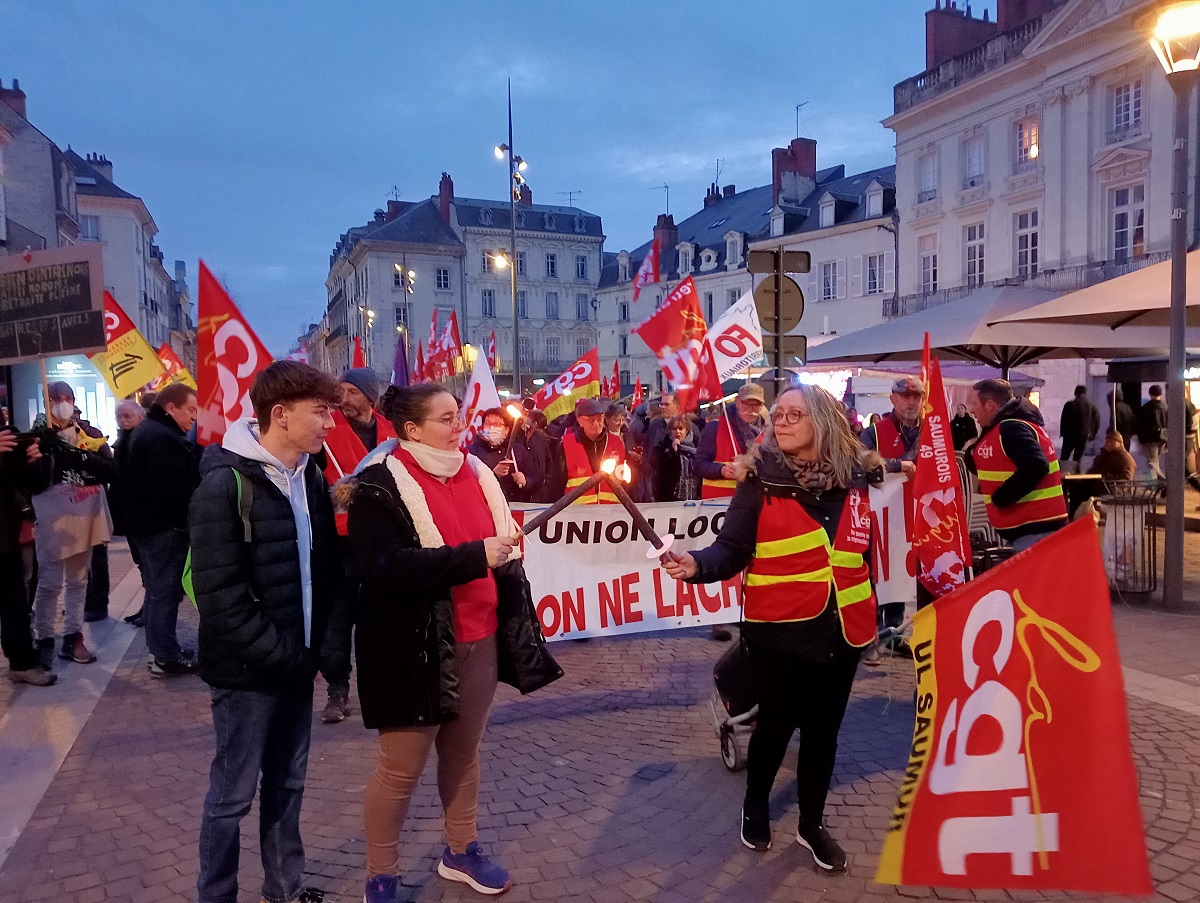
top-left (495, 79), bottom-right (528, 397)
top-left (1151, 3), bottom-right (1200, 608)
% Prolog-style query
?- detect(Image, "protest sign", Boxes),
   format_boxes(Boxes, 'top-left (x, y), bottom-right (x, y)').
top-left (0, 244), bottom-right (105, 365)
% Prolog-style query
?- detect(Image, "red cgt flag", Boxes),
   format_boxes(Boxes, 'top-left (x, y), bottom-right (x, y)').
top-left (530, 347), bottom-right (601, 424)
top-left (352, 335), bottom-right (366, 368)
top-left (877, 517), bottom-right (1152, 896)
top-left (487, 330), bottom-right (497, 370)
top-left (912, 355), bottom-right (971, 597)
top-left (631, 276), bottom-right (710, 411)
top-left (632, 376), bottom-right (644, 408)
top-left (609, 360), bottom-right (620, 399)
top-left (413, 341), bottom-right (426, 383)
top-left (196, 261), bottom-right (273, 445)
top-left (631, 237), bottom-right (660, 303)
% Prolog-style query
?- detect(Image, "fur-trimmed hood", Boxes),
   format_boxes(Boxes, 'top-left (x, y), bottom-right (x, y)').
top-left (335, 438), bottom-right (521, 560)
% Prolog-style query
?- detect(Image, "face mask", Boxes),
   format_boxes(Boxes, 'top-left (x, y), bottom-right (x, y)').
top-left (50, 401), bottom-right (75, 425)
top-left (483, 427), bottom-right (505, 445)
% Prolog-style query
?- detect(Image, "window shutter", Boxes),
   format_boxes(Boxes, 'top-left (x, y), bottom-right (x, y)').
top-left (808, 270), bottom-right (819, 304)
top-left (884, 250), bottom-right (895, 293)
top-left (851, 256), bottom-right (863, 297)
top-left (838, 259), bottom-right (847, 299)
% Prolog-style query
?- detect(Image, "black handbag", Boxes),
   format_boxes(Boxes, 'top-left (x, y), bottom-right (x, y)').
top-left (494, 561), bottom-right (564, 695)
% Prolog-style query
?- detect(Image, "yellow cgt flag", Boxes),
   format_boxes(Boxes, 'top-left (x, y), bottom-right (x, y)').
top-left (90, 292), bottom-right (168, 397)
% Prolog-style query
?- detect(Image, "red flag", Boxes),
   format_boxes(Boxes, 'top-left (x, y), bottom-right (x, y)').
top-left (413, 341), bottom-right (426, 383)
top-left (632, 376), bottom-right (644, 408)
top-left (427, 310), bottom-right (439, 352)
top-left (630, 276), bottom-right (708, 411)
top-left (631, 237), bottom-right (660, 303)
top-left (912, 356), bottom-right (970, 597)
top-left (352, 335), bottom-right (366, 368)
top-left (530, 348), bottom-right (601, 423)
top-left (920, 331), bottom-right (931, 399)
top-left (609, 360), bottom-right (620, 399)
top-left (196, 261), bottom-right (273, 444)
top-left (149, 343), bottom-right (196, 391)
top-left (487, 330), bottom-right (497, 370)
top-left (877, 518), bottom-right (1152, 897)
top-left (429, 311), bottom-right (463, 379)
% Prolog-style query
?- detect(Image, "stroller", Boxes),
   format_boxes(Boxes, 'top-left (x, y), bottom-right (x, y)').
top-left (710, 640), bottom-right (756, 771)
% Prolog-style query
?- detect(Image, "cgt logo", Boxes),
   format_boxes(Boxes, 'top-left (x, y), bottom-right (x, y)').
top-left (213, 318), bottom-right (260, 423)
top-left (975, 444), bottom-right (993, 459)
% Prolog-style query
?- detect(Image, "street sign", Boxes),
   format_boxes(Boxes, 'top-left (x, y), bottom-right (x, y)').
top-left (760, 333), bottom-right (808, 364)
top-left (747, 249), bottom-right (810, 275)
top-left (753, 275), bottom-right (804, 333)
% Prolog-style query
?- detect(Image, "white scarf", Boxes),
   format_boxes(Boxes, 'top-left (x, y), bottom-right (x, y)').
top-left (399, 439), bottom-right (464, 479)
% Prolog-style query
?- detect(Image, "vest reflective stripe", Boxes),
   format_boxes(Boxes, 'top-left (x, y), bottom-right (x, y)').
top-left (701, 413), bottom-right (741, 499)
top-left (562, 432), bottom-right (624, 505)
top-left (972, 418), bottom-right (1067, 530)
top-left (743, 490), bottom-right (877, 647)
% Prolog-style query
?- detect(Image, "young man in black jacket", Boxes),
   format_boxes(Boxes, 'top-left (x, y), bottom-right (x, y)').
top-left (191, 362), bottom-right (343, 903)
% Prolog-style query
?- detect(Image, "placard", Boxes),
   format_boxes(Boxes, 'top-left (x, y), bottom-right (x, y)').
top-left (0, 244), bottom-right (105, 364)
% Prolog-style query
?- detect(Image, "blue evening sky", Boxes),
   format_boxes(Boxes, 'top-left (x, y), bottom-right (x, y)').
top-left (1, 0), bottom-right (944, 353)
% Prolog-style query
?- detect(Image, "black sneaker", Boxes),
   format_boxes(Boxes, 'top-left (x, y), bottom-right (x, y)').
top-left (148, 657), bottom-right (198, 678)
top-left (740, 804), bottom-right (771, 851)
top-left (797, 823), bottom-right (847, 871)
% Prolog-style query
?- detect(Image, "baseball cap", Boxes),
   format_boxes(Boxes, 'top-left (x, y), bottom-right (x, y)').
top-left (575, 397), bottom-right (607, 417)
top-left (737, 384), bottom-right (766, 403)
top-left (891, 376), bottom-right (926, 396)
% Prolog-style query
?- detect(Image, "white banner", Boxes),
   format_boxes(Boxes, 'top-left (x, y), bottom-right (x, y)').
top-left (870, 475), bottom-right (917, 607)
top-left (514, 500), bottom-right (740, 640)
top-left (459, 353), bottom-right (502, 450)
top-left (706, 291), bottom-right (764, 381)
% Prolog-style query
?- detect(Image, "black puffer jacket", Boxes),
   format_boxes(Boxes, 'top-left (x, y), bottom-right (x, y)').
top-left (348, 457), bottom-right (562, 730)
top-left (123, 406), bottom-right (201, 537)
top-left (188, 443), bottom-right (343, 690)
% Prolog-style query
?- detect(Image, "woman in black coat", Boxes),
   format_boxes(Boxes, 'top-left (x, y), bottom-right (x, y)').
top-left (663, 384), bottom-right (882, 874)
top-left (346, 384), bottom-right (560, 902)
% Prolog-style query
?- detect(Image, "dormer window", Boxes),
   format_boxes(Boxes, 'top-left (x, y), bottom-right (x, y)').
top-left (516, 211), bottom-right (525, 228)
top-left (700, 249), bottom-right (718, 272)
top-left (819, 199), bottom-right (835, 229)
top-left (866, 189), bottom-right (883, 218)
top-left (618, 253), bottom-right (630, 282)
top-left (676, 242), bottom-right (694, 276)
top-left (574, 215), bottom-right (586, 234)
top-left (725, 233), bottom-right (742, 269)
top-left (479, 207), bottom-right (493, 225)
top-left (543, 212), bottom-right (556, 230)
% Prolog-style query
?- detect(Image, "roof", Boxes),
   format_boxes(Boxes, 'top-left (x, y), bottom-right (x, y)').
top-left (63, 149), bottom-right (140, 201)
top-left (452, 197), bottom-right (603, 237)
top-left (362, 200), bottom-right (462, 248)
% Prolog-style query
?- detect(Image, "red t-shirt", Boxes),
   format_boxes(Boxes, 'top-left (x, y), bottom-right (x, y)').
top-left (397, 449), bottom-right (499, 642)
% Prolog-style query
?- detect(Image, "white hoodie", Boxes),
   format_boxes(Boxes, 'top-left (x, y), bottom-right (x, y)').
top-left (222, 419), bottom-right (314, 647)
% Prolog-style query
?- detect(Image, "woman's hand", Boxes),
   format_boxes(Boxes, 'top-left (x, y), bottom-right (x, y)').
top-left (484, 535), bottom-right (517, 568)
top-left (661, 550), bottom-right (698, 580)
top-left (494, 460), bottom-right (514, 477)
top-left (512, 470), bottom-right (527, 489)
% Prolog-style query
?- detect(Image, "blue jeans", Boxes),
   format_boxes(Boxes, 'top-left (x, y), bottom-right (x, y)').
top-left (1012, 531), bottom-right (1055, 553)
top-left (130, 529), bottom-right (189, 662)
top-left (197, 682), bottom-right (314, 903)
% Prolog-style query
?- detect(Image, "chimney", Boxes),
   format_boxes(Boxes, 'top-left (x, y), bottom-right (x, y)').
top-left (926, 0), bottom-right (998, 70)
top-left (385, 199), bottom-right (409, 222)
top-left (0, 77), bottom-right (26, 118)
top-left (722, 184), bottom-right (736, 199)
top-left (174, 260), bottom-right (187, 282)
top-left (653, 214), bottom-right (678, 255)
top-left (772, 137), bottom-right (817, 207)
top-left (703, 183), bottom-right (721, 208)
top-left (996, 0), bottom-right (1061, 32)
top-left (86, 153), bottom-right (113, 181)
top-left (519, 184), bottom-right (532, 206)
top-left (438, 172), bottom-right (454, 225)
top-left (372, 208), bottom-right (386, 224)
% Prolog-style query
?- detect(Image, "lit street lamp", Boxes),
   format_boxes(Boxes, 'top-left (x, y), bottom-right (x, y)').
top-left (1150, 2), bottom-right (1200, 608)
top-left (495, 78), bottom-right (528, 396)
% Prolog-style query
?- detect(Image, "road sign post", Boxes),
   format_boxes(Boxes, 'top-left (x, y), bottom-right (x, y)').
top-left (748, 249), bottom-right (809, 396)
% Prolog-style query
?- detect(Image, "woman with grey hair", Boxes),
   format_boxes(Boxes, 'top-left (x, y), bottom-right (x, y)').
top-left (663, 383), bottom-right (882, 872)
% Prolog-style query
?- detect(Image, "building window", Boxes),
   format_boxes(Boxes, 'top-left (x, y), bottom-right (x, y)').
top-left (678, 249), bottom-right (691, 274)
top-left (576, 293), bottom-right (589, 320)
top-left (481, 252), bottom-right (492, 274)
top-left (704, 292), bottom-right (714, 321)
top-left (395, 304), bottom-right (409, 329)
top-left (1112, 183), bottom-right (1146, 263)
top-left (620, 369), bottom-right (630, 385)
top-left (80, 215), bottom-right (100, 241)
top-left (517, 290), bottom-right (527, 319)
top-left (963, 134), bottom-right (985, 188)
top-left (919, 234), bottom-right (938, 294)
top-left (393, 268), bottom-right (403, 287)
top-left (1015, 210), bottom-right (1040, 279)
top-left (964, 223), bottom-right (986, 287)
top-left (576, 337), bottom-right (588, 360)
top-left (619, 260), bottom-right (629, 282)
top-left (727, 289), bottom-right (739, 308)
top-left (575, 254), bottom-right (588, 280)
top-left (1015, 116), bottom-right (1040, 171)
top-left (546, 336), bottom-right (561, 369)
top-left (618, 334), bottom-right (628, 356)
top-left (866, 190), bottom-right (883, 218)
top-left (1109, 80), bottom-right (1143, 142)
top-left (726, 237), bottom-right (740, 267)
top-left (819, 200), bottom-right (835, 228)
top-left (918, 153), bottom-right (938, 202)
top-left (516, 251), bottom-right (526, 275)
top-left (519, 335), bottom-right (531, 365)
top-left (436, 268), bottom-right (450, 290)
top-left (865, 253), bottom-right (885, 295)
top-left (574, 215), bottom-right (586, 234)
top-left (618, 301), bottom-right (630, 322)
top-left (543, 212), bottom-right (556, 231)
top-left (545, 291), bottom-right (559, 320)
top-left (821, 261), bottom-right (840, 301)
top-left (481, 289), bottom-right (496, 318)
top-left (654, 293), bottom-right (663, 310)
top-left (546, 253), bottom-right (558, 278)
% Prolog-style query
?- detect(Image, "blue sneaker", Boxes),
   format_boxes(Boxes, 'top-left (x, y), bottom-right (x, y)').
top-left (437, 841), bottom-right (512, 895)
top-left (363, 874), bottom-right (398, 903)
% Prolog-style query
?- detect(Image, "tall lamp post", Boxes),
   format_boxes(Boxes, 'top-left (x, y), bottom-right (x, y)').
top-left (495, 79), bottom-right (528, 396)
top-left (1150, 2), bottom-right (1200, 608)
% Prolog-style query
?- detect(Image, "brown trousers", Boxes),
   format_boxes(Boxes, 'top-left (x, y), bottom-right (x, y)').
top-left (364, 634), bottom-right (498, 877)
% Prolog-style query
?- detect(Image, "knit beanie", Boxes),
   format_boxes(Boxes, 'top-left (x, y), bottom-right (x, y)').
top-left (340, 367), bottom-right (381, 407)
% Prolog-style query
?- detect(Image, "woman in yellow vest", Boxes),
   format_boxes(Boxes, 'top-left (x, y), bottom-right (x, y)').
top-left (662, 384), bottom-right (882, 872)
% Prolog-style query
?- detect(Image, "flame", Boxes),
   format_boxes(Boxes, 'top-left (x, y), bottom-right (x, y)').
top-left (616, 463), bottom-right (632, 483)
top-left (600, 457), bottom-right (617, 474)
top-left (505, 403), bottom-right (524, 420)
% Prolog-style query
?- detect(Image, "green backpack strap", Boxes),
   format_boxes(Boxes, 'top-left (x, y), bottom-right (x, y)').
top-left (184, 468), bottom-right (252, 607)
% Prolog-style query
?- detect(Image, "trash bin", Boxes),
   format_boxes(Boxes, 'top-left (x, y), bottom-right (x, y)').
top-left (1099, 482), bottom-right (1158, 594)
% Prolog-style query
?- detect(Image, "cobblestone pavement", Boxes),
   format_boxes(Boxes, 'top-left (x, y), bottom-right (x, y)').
top-left (0, 543), bottom-right (1198, 902)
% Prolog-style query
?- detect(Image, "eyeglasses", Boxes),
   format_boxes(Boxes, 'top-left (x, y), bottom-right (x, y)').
top-left (770, 409), bottom-right (811, 426)
top-left (422, 413), bottom-right (461, 428)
